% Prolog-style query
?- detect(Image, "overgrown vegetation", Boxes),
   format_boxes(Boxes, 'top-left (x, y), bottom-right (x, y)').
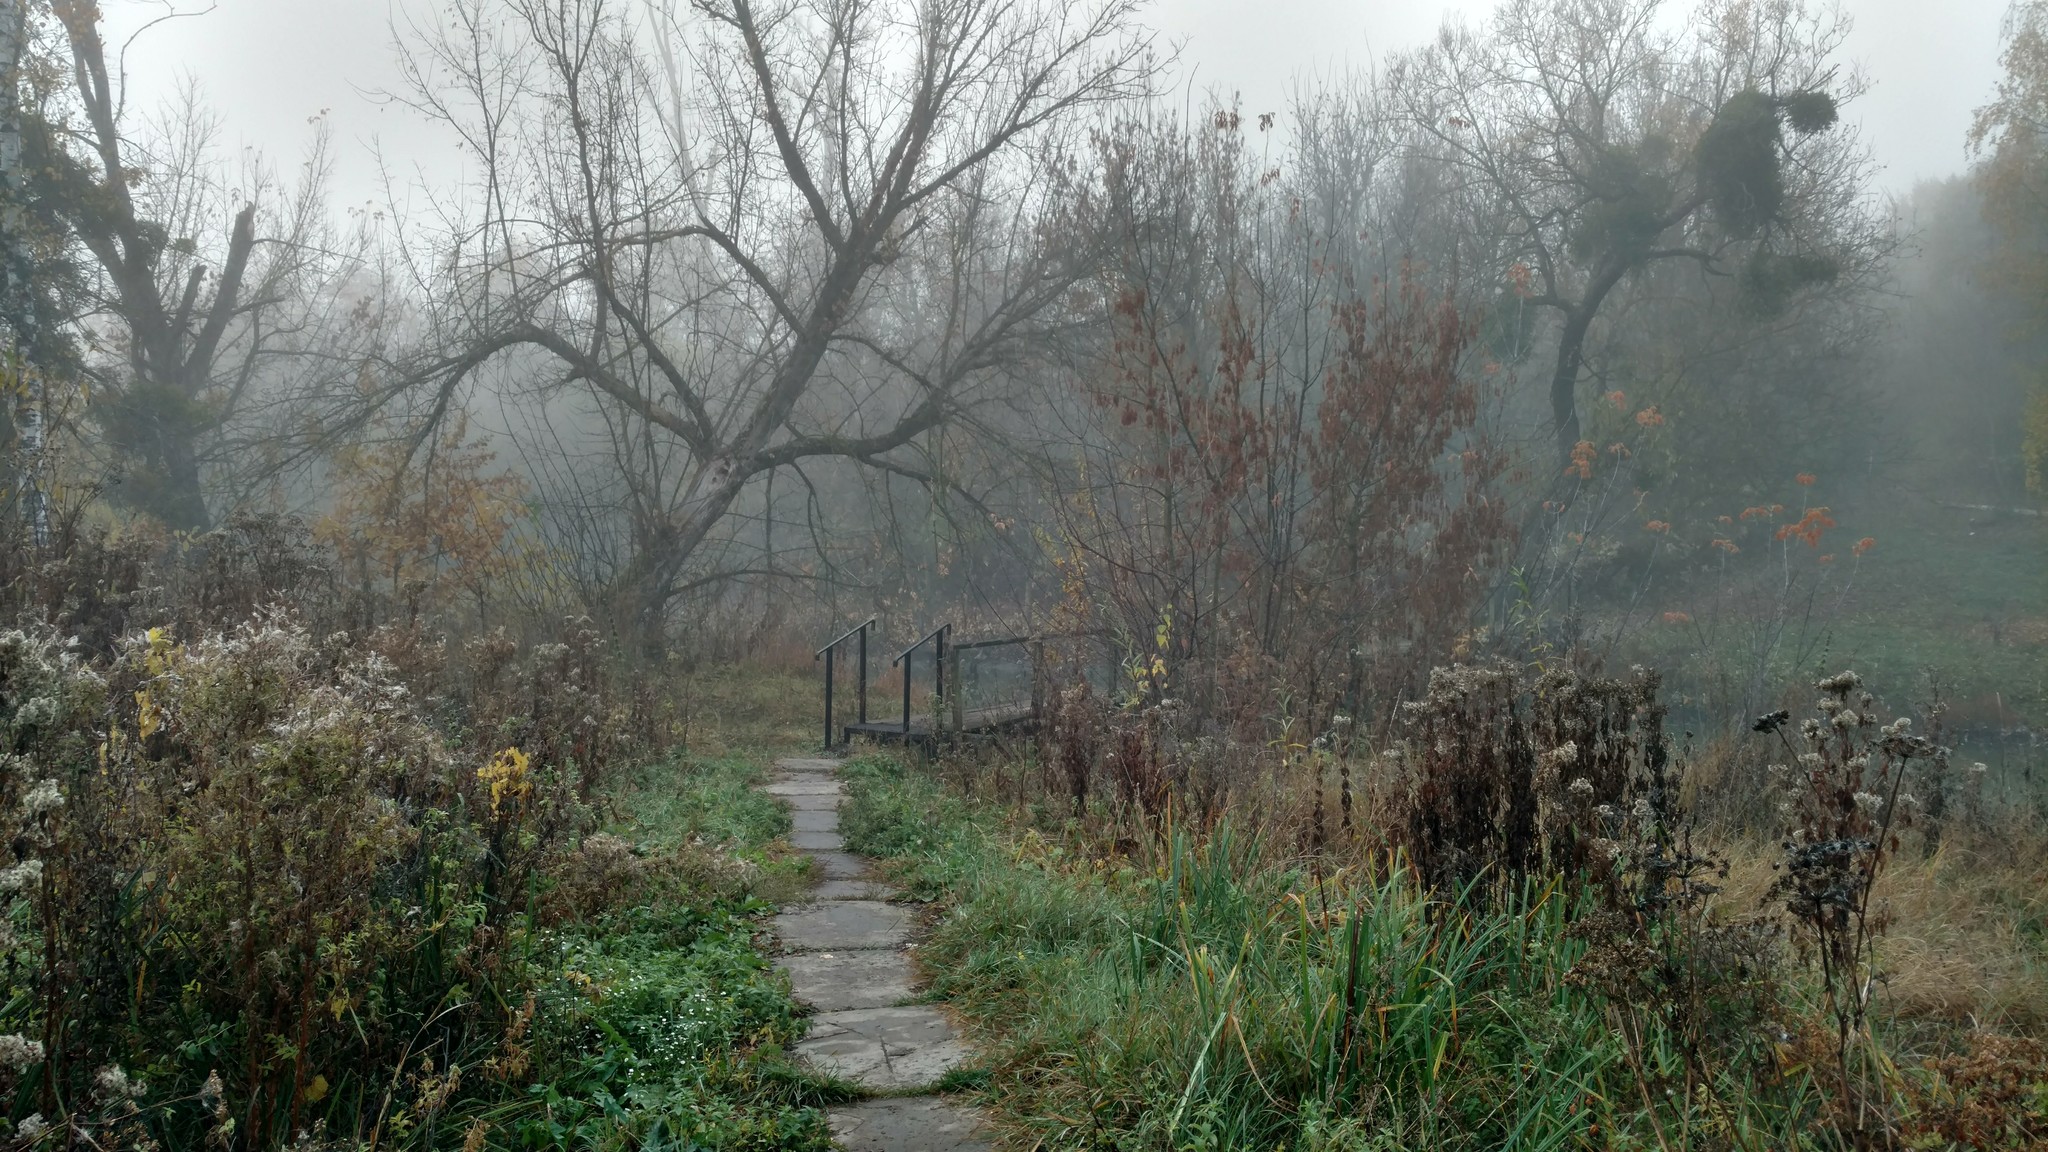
top-left (0, 515), bottom-right (833, 1149)
top-left (0, 0), bottom-right (2044, 1146)
top-left (842, 656), bottom-right (2048, 1150)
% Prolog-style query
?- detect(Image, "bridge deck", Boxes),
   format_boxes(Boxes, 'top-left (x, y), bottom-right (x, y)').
top-left (842, 701), bottom-right (1036, 744)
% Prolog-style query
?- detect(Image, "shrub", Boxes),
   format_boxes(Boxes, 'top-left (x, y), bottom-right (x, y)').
top-left (0, 598), bottom-right (715, 1147)
top-left (1392, 661), bottom-right (1676, 896)
top-left (1756, 670), bottom-right (1952, 1139)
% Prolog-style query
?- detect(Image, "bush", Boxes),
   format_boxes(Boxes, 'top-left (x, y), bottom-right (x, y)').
top-left (0, 595), bottom-right (812, 1147)
top-left (0, 615), bottom-right (561, 1146)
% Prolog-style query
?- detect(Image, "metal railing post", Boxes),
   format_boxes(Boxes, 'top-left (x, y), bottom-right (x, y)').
top-left (948, 639), bottom-right (964, 734)
top-left (887, 623), bottom-right (952, 738)
top-left (1031, 639), bottom-right (1045, 719)
top-left (822, 643), bottom-right (835, 751)
top-left (901, 643), bottom-right (913, 732)
top-left (933, 625), bottom-right (946, 725)
top-left (816, 617), bottom-right (878, 749)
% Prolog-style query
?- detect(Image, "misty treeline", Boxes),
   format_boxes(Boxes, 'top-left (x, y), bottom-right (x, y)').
top-left (0, 0), bottom-right (2040, 731)
top-left (4, 0), bottom-right (2048, 1147)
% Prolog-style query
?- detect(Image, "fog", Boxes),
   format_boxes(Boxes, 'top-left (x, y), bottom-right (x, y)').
top-left (98, 0), bottom-right (2006, 208)
top-left (6, 0), bottom-right (2046, 749)
top-left (15, 1), bottom-right (2048, 1141)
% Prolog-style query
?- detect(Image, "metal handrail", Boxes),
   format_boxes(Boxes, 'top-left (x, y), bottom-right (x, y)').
top-left (891, 623), bottom-right (952, 667)
top-left (816, 616), bottom-right (879, 658)
top-left (949, 634), bottom-right (1030, 652)
top-left (891, 622), bottom-right (949, 735)
top-left (816, 617), bottom-right (877, 750)
top-left (816, 620), bottom-right (1087, 748)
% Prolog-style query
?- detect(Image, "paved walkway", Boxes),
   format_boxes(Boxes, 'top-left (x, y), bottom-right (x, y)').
top-left (763, 758), bottom-right (994, 1152)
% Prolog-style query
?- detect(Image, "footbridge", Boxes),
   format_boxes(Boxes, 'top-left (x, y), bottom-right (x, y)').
top-left (814, 620), bottom-right (1100, 750)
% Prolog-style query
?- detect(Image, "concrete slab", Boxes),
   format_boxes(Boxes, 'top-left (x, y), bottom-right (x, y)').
top-left (810, 851), bottom-right (871, 880)
top-left (781, 794), bottom-right (842, 813)
top-left (828, 1097), bottom-right (995, 1152)
top-left (809, 879), bottom-right (895, 901)
top-left (764, 780), bottom-right (842, 798)
top-left (775, 758), bottom-right (842, 775)
top-left (778, 950), bottom-right (915, 1011)
top-left (774, 900), bottom-right (911, 951)
top-left (790, 830), bottom-right (846, 851)
top-left (797, 1006), bottom-right (974, 1090)
top-left (791, 808), bottom-right (838, 833)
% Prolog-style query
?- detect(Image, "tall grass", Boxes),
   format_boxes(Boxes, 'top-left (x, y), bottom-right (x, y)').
top-left (840, 756), bottom-right (1812, 1150)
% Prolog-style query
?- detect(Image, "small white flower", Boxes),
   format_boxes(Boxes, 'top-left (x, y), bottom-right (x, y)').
top-left (18, 1113), bottom-right (46, 1139)
top-left (0, 861), bottom-right (42, 892)
top-left (97, 1064), bottom-right (141, 1098)
top-left (0, 1034), bottom-right (44, 1068)
top-left (1853, 791), bottom-right (1882, 813)
top-left (1817, 671), bottom-right (1863, 694)
top-left (1567, 777), bottom-right (1594, 797)
top-left (20, 779), bottom-right (63, 817)
top-left (13, 697), bottom-right (57, 728)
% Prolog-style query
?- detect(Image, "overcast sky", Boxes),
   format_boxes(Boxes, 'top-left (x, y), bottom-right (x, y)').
top-left (101, 0), bottom-right (2010, 211)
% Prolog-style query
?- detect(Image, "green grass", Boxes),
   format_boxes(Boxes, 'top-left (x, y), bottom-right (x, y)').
top-left (457, 751), bottom-right (839, 1150)
top-left (838, 757), bottom-right (1817, 1151)
top-left (514, 905), bottom-right (838, 1150)
top-left (610, 752), bottom-right (814, 903)
top-left (1613, 500), bottom-right (2048, 752)
top-left (1823, 502), bottom-right (2048, 723)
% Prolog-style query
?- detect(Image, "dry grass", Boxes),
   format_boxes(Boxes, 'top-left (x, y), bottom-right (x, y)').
top-left (1717, 829), bottom-right (2048, 1030)
top-left (681, 663), bottom-right (820, 755)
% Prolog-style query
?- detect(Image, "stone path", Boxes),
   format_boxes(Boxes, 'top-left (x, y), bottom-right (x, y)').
top-left (764, 757), bottom-right (994, 1151)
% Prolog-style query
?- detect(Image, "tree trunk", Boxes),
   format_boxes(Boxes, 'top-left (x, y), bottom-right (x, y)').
top-left (1547, 258), bottom-right (1632, 463)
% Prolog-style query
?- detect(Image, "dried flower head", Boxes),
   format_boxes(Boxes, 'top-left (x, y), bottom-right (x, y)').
top-left (1816, 670), bottom-right (1862, 695)
top-left (0, 1034), bottom-right (44, 1068)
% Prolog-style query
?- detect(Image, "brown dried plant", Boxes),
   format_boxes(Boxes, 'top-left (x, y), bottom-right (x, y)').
top-left (1755, 670), bottom-right (1949, 1143)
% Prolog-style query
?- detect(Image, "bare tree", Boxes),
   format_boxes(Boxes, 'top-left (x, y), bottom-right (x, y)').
top-left (19, 3), bottom-right (378, 529)
top-left (1025, 104), bottom-right (1511, 736)
top-left (393, 0), bottom-right (1152, 649)
top-left (1389, 0), bottom-right (1860, 465)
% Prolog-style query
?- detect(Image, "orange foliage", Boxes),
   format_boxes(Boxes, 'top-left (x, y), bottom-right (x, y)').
top-left (316, 413), bottom-right (531, 605)
top-left (1775, 506), bottom-right (1836, 548)
top-left (1567, 439), bottom-right (1597, 479)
